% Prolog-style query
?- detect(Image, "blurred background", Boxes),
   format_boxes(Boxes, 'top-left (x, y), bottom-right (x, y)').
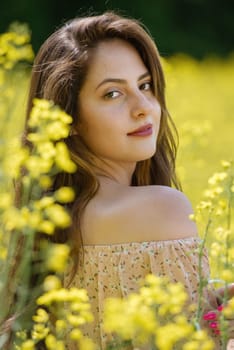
top-left (0, 0), bottom-right (234, 206)
top-left (1, 0), bottom-right (234, 59)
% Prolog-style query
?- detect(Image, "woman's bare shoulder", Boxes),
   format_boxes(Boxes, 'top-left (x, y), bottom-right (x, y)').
top-left (82, 185), bottom-right (198, 244)
top-left (125, 185), bottom-right (198, 241)
top-left (104, 185), bottom-right (197, 241)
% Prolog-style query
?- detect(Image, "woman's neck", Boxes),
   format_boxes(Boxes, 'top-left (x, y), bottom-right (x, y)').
top-left (97, 174), bottom-right (131, 187)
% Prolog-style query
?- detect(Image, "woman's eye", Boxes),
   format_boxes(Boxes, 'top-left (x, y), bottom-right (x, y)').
top-left (140, 82), bottom-right (152, 91)
top-left (104, 91), bottom-right (121, 99)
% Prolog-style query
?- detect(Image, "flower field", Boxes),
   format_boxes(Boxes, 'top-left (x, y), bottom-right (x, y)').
top-left (0, 24), bottom-right (233, 350)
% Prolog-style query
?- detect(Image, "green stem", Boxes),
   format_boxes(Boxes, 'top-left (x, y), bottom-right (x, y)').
top-left (195, 208), bottom-right (213, 326)
top-left (220, 179), bottom-right (233, 350)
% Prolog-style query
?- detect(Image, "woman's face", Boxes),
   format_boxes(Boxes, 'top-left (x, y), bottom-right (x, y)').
top-left (78, 39), bottom-right (161, 167)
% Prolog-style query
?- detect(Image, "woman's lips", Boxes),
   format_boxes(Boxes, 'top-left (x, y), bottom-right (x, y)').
top-left (127, 124), bottom-right (153, 136)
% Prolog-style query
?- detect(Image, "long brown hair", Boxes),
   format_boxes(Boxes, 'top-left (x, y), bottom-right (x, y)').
top-left (25, 11), bottom-right (181, 276)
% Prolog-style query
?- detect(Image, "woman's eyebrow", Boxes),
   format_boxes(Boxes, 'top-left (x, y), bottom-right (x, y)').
top-left (95, 71), bottom-right (150, 90)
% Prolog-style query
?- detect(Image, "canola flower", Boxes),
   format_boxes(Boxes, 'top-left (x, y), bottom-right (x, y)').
top-left (0, 26), bottom-right (33, 264)
top-left (0, 23), bottom-right (34, 143)
top-left (0, 24), bottom-right (95, 350)
top-left (193, 160), bottom-right (234, 280)
top-left (0, 23), bottom-right (35, 263)
top-left (0, 22), bottom-right (34, 70)
top-left (0, 95), bottom-right (79, 348)
top-left (18, 276), bottom-right (95, 350)
top-left (191, 160), bottom-right (234, 348)
top-left (103, 275), bottom-right (214, 350)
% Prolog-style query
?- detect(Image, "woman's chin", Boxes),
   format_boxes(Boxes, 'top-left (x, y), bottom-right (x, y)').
top-left (135, 147), bottom-right (157, 161)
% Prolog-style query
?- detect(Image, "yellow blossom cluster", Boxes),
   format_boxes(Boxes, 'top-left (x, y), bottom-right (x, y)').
top-left (223, 297), bottom-right (234, 319)
top-left (192, 161), bottom-right (234, 279)
top-left (190, 161), bottom-right (233, 346)
top-left (27, 98), bottom-right (77, 175)
top-left (18, 275), bottom-right (95, 350)
top-left (191, 160), bottom-right (233, 227)
top-left (203, 162), bottom-right (233, 282)
top-left (103, 274), bottom-right (214, 349)
top-left (1, 99), bottom-right (77, 240)
top-left (0, 24), bottom-right (81, 349)
top-left (0, 77), bottom-right (78, 350)
top-left (0, 23), bottom-right (34, 136)
top-left (0, 22), bottom-right (34, 70)
top-left (0, 25), bottom-right (35, 266)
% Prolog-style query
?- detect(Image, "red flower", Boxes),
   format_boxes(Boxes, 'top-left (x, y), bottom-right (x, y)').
top-left (217, 304), bottom-right (224, 312)
top-left (209, 321), bottom-right (219, 329)
top-left (203, 312), bottom-right (217, 321)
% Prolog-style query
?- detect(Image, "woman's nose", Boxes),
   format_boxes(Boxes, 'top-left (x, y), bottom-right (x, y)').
top-left (130, 93), bottom-right (155, 119)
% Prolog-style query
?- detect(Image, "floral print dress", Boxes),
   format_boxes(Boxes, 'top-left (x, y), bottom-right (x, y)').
top-left (65, 237), bottom-right (220, 349)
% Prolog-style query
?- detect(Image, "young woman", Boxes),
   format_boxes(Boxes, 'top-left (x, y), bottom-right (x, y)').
top-left (25, 11), bottom-right (229, 349)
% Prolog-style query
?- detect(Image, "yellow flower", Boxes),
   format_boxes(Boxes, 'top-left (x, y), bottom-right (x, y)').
top-left (45, 334), bottom-right (57, 349)
top-left (183, 330), bottom-right (214, 350)
top-left (28, 99), bottom-right (53, 127)
top-left (35, 196), bottom-right (55, 209)
top-left (214, 226), bottom-right (230, 241)
top-left (213, 186), bottom-right (224, 195)
top-left (55, 187), bottom-right (75, 203)
top-left (78, 337), bottom-right (96, 350)
top-left (104, 298), bottom-right (135, 339)
top-left (155, 318), bottom-right (193, 350)
top-left (203, 189), bottom-right (216, 199)
top-left (37, 291), bottom-right (55, 306)
top-left (45, 204), bottom-right (71, 228)
top-left (69, 328), bottom-right (82, 340)
top-left (0, 25), bottom-right (34, 69)
top-left (33, 308), bottom-right (49, 323)
top-left (39, 175), bottom-right (53, 189)
top-left (45, 121), bottom-right (70, 140)
top-left (31, 323), bottom-right (49, 340)
top-left (43, 275), bottom-right (62, 291)
top-left (46, 243), bottom-right (70, 272)
top-left (37, 141), bottom-right (56, 159)
top-left (70, 301), bottom-right (91, 312)
top-left (26, 156), bottom-right (53, 178)
top-left (158, 284), bottom-right (187, 315)
top-left (183, 341), bottom-right (199, 350)
top-left (4, 142), bottom-right (29, 178)
top-left (55, 142), bottom-right (77, 173)
top-left (55, 319), bottom-right (67, 334)
top-left (0, 193), bottom-right (12, 209)
top-left (221, 160), bottom-right (231, 169)
top-left (66, 313), bottom-right (87, 327)
top-left (189, 214), bottom-right (195, 221)
top-left (68, 288), bottom-right (90, 303)
top-left (220, 269), bottom-right (234, 283)
top-left (218, 199), bottom-right (227, 209)
top-left (20, 340), bottom-right (35, 350)
top-left (54, 341), bottom-right (65, 350)
top-left (38, 220), bottom-right (55, 235)
top-left (208, 172), bottom-right (227, 185)
top-left (197, 201), bottom-right (212, 210)
top-left (223, 297), bottom-right (234, 318)
top-left (16, 330), bottom-right (27, 340)
top-left (210, 242), bottom-right (222, 257)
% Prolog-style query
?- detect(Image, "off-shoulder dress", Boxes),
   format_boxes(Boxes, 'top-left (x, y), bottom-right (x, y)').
top-left (65, 237), bottom-right (220, 349)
